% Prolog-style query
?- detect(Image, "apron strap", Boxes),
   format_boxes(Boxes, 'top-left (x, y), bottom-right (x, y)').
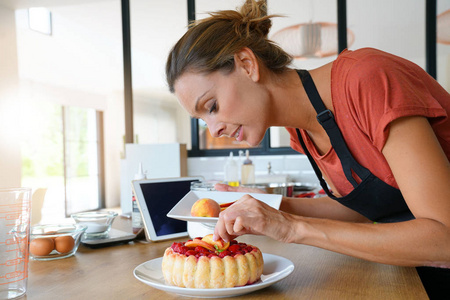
top-left (296, 69), bottom-right (371, 188)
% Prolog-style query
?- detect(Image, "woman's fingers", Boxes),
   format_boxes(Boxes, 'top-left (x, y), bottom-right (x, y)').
top-left (233, 216), bottom-right (246, 233)
top-left (214, 193), bottom-right (295, 243)
top-left (224, 215), bottom-right (236, 238)
top-left (213, 194), bottom-right (270, 241)
top-left (213, 195), bottom-right (247, 241)
top-left (213, 213), bottom-right (235, 242)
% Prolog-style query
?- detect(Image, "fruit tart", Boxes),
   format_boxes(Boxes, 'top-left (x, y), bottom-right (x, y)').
top-left (162, 234), bottom-right (264, 289)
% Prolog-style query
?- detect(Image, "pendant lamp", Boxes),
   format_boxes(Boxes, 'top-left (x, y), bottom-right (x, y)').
top-left (437, 9), bottom-right (450, 45)
top-left (271, 22), bottom-right (355, 59)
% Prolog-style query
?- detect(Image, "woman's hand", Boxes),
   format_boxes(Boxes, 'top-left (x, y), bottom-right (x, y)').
top-left (214, 183), bottom-right (267, 194)
top-left (213, 194), bottom-right (296, 243)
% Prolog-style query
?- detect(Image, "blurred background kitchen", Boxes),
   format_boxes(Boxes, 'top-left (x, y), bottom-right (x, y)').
top-left (0, 0), bottom-right (449, 224)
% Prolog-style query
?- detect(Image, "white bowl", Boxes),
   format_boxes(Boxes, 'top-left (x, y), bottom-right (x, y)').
top-left (71, 211), bottom-right (118, 238)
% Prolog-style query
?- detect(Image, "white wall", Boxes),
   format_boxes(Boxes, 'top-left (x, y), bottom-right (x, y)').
top-left (15, 2), bottom-right (123, 94)
top-left (0, 6), bottom-right (21, 188)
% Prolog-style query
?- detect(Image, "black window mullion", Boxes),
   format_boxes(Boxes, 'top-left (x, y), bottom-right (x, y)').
top-left (337, 0), bottom-right (347, 53)
top-left (187, 0), bottom-right (200, 154)
top-left (121, 0), bottom-right (134, 144)
top-left (425, 0), bottom-right (437, 79)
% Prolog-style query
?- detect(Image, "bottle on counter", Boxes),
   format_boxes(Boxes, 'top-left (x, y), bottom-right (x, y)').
top-left (132, 162), bottom-right (146, 234)
top-left (224, 151), bottom-right (239, 187)
top-left (241, 150), bottom-right (255, 185)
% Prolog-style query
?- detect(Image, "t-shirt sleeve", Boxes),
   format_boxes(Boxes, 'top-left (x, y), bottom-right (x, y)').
top-left (287, 127), bottom-right (305, 154)
top-left (344, 55), bottom-right (447, 151)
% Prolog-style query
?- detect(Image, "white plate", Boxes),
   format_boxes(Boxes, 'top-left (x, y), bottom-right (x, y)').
top-left (133, 253), bottom-right (294, 298)
top-left (167, 191), bottom-right (282, 224)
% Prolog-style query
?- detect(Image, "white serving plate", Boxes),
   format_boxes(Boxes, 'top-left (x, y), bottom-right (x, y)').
top-left (167, 191), bottom-right (282, 224)
top-left (133, 253), bottom-right (294, 298)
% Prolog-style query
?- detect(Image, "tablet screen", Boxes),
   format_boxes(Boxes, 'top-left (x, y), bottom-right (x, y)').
top-left (133, 177), bottom-right (202, 241)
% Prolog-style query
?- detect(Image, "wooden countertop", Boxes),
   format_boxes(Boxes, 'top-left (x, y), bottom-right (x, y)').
top-left (25, 217), bottom-right (428, 299)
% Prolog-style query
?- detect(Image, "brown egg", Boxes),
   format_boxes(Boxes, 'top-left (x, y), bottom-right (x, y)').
top-left (54, 235), bottom-right (75, 253)
top-left (45, 231), bottom-right (58, 242)
top-left (30, 238), bottom-right (55, 256)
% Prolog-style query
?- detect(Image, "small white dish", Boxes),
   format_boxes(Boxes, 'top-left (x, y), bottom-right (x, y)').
top-left (71, 211), bottom-right (118, 238)
top-left (133, 253), bottom-right (294, 298)
top-left (167, 191), bottom-right (282, 224)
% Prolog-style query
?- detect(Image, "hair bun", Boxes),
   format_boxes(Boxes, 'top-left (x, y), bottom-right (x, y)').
top-left (238, 0), bottom-right (272, 38)
top-left (166, 0), bottom-right (291, 93)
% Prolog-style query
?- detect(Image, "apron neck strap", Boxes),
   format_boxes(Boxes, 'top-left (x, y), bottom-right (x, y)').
top-left (296, 69), bottom-right (371, 188)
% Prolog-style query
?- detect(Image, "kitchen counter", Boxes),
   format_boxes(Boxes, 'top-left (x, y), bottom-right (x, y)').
top-left (25, 217), bottom-right (427, 299)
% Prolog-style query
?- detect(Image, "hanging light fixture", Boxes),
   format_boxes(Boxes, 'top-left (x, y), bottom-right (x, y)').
top-left (270, 22), bottom-right (355, 59)
top-left (437, 9), bottom-right (450, 45)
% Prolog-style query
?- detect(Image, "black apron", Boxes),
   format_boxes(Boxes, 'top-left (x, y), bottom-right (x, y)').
top-left (296, 69), bottom-right (449, 298)
top-left (295, 69), bottom-right (413, 223)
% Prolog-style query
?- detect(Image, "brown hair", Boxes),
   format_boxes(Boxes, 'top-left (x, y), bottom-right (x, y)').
top-left (166, 0), bottom-right (292, 93)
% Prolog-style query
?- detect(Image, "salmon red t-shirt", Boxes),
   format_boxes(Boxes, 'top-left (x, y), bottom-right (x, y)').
top-left (286, 48), bottom-right (450, 196)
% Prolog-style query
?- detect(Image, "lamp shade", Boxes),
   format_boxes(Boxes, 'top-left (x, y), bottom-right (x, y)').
top-left (271, 22), bottom-right (355, 59)
top-left (437, 9), bottom-right (450, 45)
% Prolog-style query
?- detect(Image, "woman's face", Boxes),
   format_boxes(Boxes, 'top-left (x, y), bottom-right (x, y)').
top-left (174, 67), bottom-right (270, 147)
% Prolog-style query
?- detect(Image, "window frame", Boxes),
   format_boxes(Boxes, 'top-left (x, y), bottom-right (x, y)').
top-left (121, 0), bottom-right (438, 157)
top-left (62, 107), bottom-right (105, 216)
top-left (186, 0), bottom-right (348, 157)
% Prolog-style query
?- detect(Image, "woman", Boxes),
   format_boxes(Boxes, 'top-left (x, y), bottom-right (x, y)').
top-left (166, 0), bottom-right (450, 297)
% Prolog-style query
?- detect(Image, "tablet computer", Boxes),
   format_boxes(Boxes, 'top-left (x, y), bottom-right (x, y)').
top-left (132, 176), bottom-right (203, 242)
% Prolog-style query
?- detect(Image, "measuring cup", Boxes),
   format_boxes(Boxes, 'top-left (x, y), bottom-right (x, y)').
top-left (0, 187), bottom-right (31, 300)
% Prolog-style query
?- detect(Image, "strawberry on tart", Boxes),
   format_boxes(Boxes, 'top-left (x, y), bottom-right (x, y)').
top-left (162, 234), bottom-right (264, 289)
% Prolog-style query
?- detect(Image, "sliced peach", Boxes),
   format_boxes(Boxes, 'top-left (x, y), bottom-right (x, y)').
top-left (219, 201), bottom-right (236, 208)
top-left (202, 234), bottom-right (230, 251)
top-left (184, 239), bottom-right (215, 252)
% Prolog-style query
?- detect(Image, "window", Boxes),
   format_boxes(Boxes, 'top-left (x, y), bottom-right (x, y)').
top-left (21, 101), bottom-right (103, 220)
top-left (63, 106), bottom-right (104, 215)
top-left (188, 0), bottom-right (338, 156)
top-left (16, 1), bottom-right (121, 218)
top-left (347, 0), bottom-right (425, 68)
top-left (28, 7), bottom-right (52, 35)
top-left (126, 0), bottom-right (441, 158)
top-left (129, 0), bottom-right (191, 147)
